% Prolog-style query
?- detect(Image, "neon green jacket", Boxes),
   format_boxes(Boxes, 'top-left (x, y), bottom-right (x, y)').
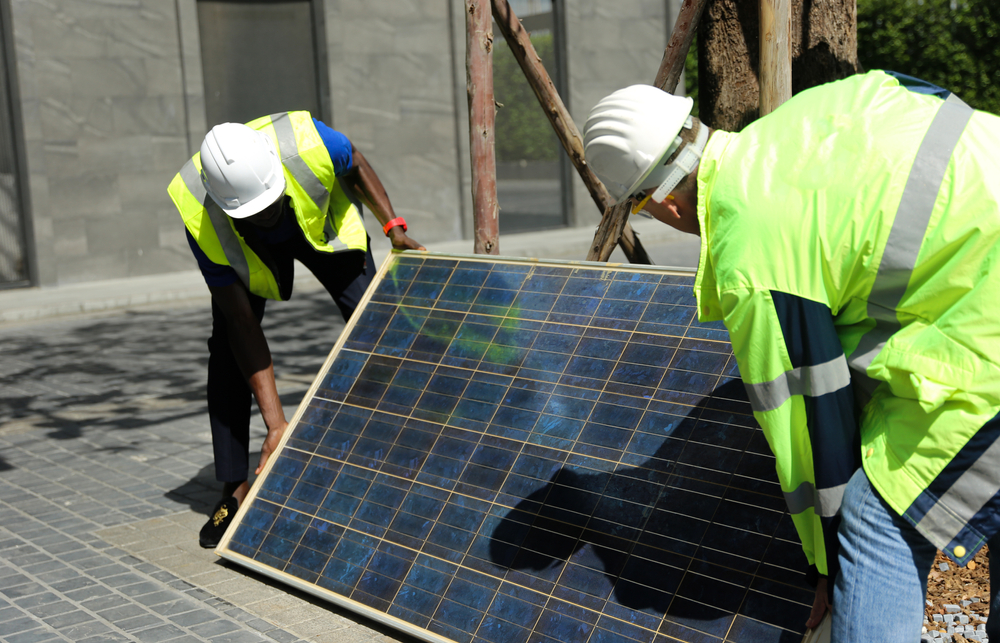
top-left (693, 70), bottom-right (1000, 574)
top-left (167, 111), bottom-right (367, 300)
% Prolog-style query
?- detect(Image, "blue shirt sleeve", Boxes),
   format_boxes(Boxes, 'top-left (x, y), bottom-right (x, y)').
top-left (186, 229), bottom-right (239, 288)
top-left (885, 70), bottom-right (954, 101)
top-left (313, 118), bottom-right (354, 176)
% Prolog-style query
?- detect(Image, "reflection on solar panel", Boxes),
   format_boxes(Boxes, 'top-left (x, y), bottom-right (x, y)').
top-left (218, 253), bottom-right (813, 643)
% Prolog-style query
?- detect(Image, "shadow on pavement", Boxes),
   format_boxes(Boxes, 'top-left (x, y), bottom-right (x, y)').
top-left (0, 289), bottom-right (345, 448)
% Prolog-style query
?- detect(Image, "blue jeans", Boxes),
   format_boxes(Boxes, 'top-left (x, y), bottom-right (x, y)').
top-left (833, 468), bottom-right (999, 641)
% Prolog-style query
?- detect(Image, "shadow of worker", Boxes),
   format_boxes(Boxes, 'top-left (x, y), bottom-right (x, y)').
top-left (488, 379), bottom-right (808, 641)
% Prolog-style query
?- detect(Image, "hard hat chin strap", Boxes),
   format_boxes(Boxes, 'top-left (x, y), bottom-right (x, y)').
top-left (650, 120), bottom-right (709, 204)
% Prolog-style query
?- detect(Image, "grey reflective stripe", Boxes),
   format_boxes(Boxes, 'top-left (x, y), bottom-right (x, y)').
top-left (946, 93), bottom-right (970, 108)
top-left (783, 481), bottom-right (815, 515)
top-left (783, 480), bottom-right (845, 518)
top-left (179, 160), bottom-right (251, 289)
top-left (848, 100), bottom-right (974, 376)
top-left (745, 355), bottom-right (851, 413)
top-left (916, 437), bottom-right (1000, 546)
top-left (816, 483), bottom-right (846, 519)
top-left (270, 113), bottom-right (346, 250)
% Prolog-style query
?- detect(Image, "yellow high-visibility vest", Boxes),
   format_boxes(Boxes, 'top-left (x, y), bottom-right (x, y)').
top-left (167, 111), bottom-right (368, 300)
top-left (695, 70), bottom-right (1000, 572)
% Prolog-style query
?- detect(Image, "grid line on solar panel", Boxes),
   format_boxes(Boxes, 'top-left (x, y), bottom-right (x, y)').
top-left (252, 416), bottom-right (804, 636)
top-left (220, 254), bottom-right (812, 643)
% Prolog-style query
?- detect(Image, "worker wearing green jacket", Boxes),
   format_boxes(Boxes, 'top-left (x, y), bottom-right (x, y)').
top-left (582, 70), bottom-right (1000, 640)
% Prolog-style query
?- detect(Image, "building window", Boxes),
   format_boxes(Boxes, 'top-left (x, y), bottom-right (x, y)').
top-left (197, 0), bottom-right (324, 127)
top-left (493, 0), bottom-right (570, 234)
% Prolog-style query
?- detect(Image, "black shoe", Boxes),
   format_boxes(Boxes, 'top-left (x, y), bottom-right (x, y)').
top-left (199, 497), bottom-right (238, 548)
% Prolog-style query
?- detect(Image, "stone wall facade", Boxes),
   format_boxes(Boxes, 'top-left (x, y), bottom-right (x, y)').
top-left (6, 0), bottom-right (668, 287)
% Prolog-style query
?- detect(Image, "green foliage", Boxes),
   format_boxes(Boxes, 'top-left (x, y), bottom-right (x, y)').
top-left (857, 0), bottom-right (1000, 114)
top-left (493, 32), bottom-right (561, 162)
top-left (685, 31), bottom-right (700, 117)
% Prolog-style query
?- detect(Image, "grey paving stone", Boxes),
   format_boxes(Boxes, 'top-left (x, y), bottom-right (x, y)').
top-left (2, 615), bottom-right (52, 635)
top-left (62, 584), bottom-right (115, 602)
top-left (43, 608), bottom-right (95, 629)
top-left (210, 631), bottom-right (269, 643)
top-left (88, 564), bottom-right (134, 580)
top-left (3, 629), bottom-right (62, 643)
top-left (100, 572), bottom-right (147, 589)
top-left (1, 572), bottom-right (33, 588)
top-left (148, 570), bottom-right (179, 583)
top-left (118, 581), bottom-right (164, 598)
top-left (20, 559), bottom-right (70, 576)
top-left (71, 554), bottom-right (117, 571)
top-left (59, 619), bottom-right (117, 640)
top-left (222, 606), bottom-right (255, 622)
top-left (80, 593), bottom-right (134, 613)
top-left (243, 618), bottom-right (275, 633)
top-left (12, 592), bottom-right (62, 608)
top-left (6, 552), bottom-right (54, 568)
top-left (265, 630), bottom-right (301, 643)
top-left (189, 618), bottom-right (243, 638)
top-left (1, 581), bottom-right (47, 599)
top-left (48, 576), bottom-right (98, 594)
top-left (182, 588), bottom-right (213, 602)
top-left (117, 613), bottom-right (169, 633)
top-left (134, 590), bottom-right (181, 607)
top-left (76, 634), bottom-right (133, 643)
top-left (132, 623), bottom-right (189, 642)
top-left (148, 599), bottom-right (198, 618)
top-left (25, 599), bottom-right (77, 618)
top-left (169, 608), bottom-right (220, 628)
top-left (96, 603), bottom-right (151, 622)
top-left (33, 568), bottom-right (82, 585)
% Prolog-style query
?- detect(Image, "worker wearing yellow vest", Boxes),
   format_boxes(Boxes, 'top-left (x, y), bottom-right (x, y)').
top-left (167, 112), bottom-right (424, 548)
top-left (583, 71), bottom-right (1000, 640)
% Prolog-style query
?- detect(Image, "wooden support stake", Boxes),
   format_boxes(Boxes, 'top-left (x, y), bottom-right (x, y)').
top-left (655, 0), bottom-right (710, 93)
top-left (587, 0), bottom-right (708, 262)
top-left (491, 0), bottom-right (650, 264)
top-left (467, 0), bottom-right (499, 255)
top-left (760, 0), bottom-right (792, 115)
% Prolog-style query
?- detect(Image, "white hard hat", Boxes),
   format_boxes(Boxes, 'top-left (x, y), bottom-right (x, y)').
top-left (584, 85), bottom-right (695, 204)
top-left (199, 122), bottom-right (286, 219)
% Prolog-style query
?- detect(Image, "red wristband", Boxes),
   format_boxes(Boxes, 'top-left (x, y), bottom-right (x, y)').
top-left (383, 217), bottom-right (407, 235)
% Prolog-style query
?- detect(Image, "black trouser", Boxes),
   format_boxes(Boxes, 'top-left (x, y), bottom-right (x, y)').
top-left (206, 233), bottom-right (376, 483)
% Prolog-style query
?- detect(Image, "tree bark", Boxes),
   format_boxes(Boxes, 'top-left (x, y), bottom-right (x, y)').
top-left (466, 0), bottom-right (499, 255)
top-left (699, 0), bottom-right (860, 131)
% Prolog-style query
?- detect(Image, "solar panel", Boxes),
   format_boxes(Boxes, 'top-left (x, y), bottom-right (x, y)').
top-left (217, 253), bottom-right (814, 643)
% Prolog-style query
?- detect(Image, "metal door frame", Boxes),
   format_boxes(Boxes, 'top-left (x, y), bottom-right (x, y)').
top-left (0, 0), bottom-right (36, 289)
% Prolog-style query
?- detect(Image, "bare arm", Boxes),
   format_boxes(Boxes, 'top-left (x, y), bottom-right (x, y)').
top-left (341, 145), bottom-right (426, 251)
top-left (208, 282), bottom-right (288, 475)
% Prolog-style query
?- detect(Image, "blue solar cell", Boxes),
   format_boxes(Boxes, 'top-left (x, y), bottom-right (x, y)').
top-left (219, 255), bottom-right (810, 643)
top-left (534, 604), bottom-right (596, 640)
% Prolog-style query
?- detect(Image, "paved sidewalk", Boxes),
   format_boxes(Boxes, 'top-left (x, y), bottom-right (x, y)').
top-left (0, 224), bottom-right (700, 643)
top-left (0, 291), bottom-right (424, 643)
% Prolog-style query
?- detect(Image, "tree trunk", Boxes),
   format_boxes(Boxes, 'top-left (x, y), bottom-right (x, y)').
top-left (699, 0), bottom-right (860, 131)
top-left (466, 0), bottom-right (500, 255)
